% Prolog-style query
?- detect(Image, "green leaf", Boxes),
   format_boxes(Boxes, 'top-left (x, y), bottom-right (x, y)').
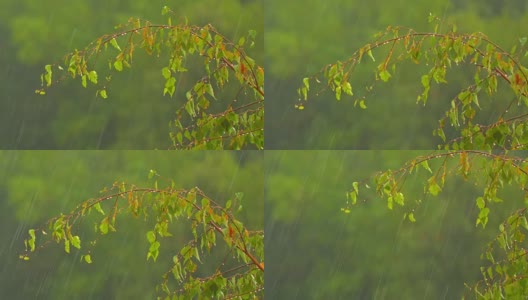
top-left (185, 100), bottom-right (196, 118)
top-left (237, 36), bottom-right (245, 46)
top-left (408, 213), bottom-right (416, 222)
top-left (303, 77), bottom-right (310, 91)
top-left (421, 74), bottom-right (430, 89)
top-left (359, 99), bottom-right (367, 109)
top-left (335, 86), bottom-right (342, 101)
top-left (194, 247), bottom-right (201, 262)
top-left (71, 235), bottom-right (81, 249)
top-left (147, 241), bottom-right (161, 261)
top-left (477, 207), bottom-right (490, 228)
top-left (99, 89), bottom-right (108, 99)
top-left (176, 132), bottom-right (183, 144)
top-left (476, 197), bottom-right (485, 209)
top-left (147, 231), bottom-right (156, 244)
top-left (94, 202), bottom-right (105, 215)
top-left (205, 83), bottom-right (215, 99)
top-left (148, 169), bottom-right (157, 179)
top-left (162, 67), bottom-right (171, 79)
top-left (420, 161), bottom-right (432, 173)
top-left (349, 191), bottom-right (357, 205)
top-left (163, 77), bottom-right (176, 96)
top-left (88, 70), bottom-right (98, 84)
top-left (99, 218), bottom-right (109, 235)
top-left (114, 60), bottom-right (123, 72)
top-left (352, 182), bottom-right (359, 194)
top-left (84, 254), bottom-right (92, 264)
top-left (428, 177), bottom-right (441, 196)
top-left (367, 48), bottom-right (375, 62)
top-left (394, 192), bottom-right (404, 206)
top-left (520, 37), bottom-right (527, 47)
top-left (432, 67), bottom-right (447, 83)
top-left (44, 64), bottom-right (52, 87)
top-left (64, 239), bottom-right (70, 253)
top-left (379, 70), bottom-right (391, 82)
top-left (110, 38), bottom-right (122, 51)
top-left (436, 128), bottom-right (446, 142)
top-left (201, 197), bottom-right (210, 208)
top-left (28, 229), bottom-right (36, 252)
top-left (342, 82), bottom-right (353, 96)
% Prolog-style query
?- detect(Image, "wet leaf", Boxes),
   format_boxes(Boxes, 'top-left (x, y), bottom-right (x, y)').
top-left (28, 229), bottom-right (36, 252)
top-left (110, 38), bottom-right (121, 51)
top-left (71, 235), bottom-right (81, 249)
top-left (408, 213), bottom-right (416, 222)
top-left (147, 231), bottom-right (156, 244)
top-left (379, 70), bottom-right (391, 82)
top-left (84, 254), bottom-right (92, 264)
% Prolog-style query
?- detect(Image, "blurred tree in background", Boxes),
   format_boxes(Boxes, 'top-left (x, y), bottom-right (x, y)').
top-left (0, 0), bottom-right (262, 149)
top-left (0, 151), bottom-right (263, 299)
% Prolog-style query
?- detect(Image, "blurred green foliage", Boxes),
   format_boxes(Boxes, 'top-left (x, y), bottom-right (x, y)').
top-left (0, 151), bottom-right (263, 299)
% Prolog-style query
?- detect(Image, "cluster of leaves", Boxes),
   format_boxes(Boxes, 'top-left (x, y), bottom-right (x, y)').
top-left (35, 6), bottom-right (264, 150)
top-left (20, 171), bottom-right (263, 299)
top-left (341, 150), bottom-right (528, 298)
top-left (467, 208), bottom-right (528, 299)
top-left (297, 15), bottom-right (528, 150)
